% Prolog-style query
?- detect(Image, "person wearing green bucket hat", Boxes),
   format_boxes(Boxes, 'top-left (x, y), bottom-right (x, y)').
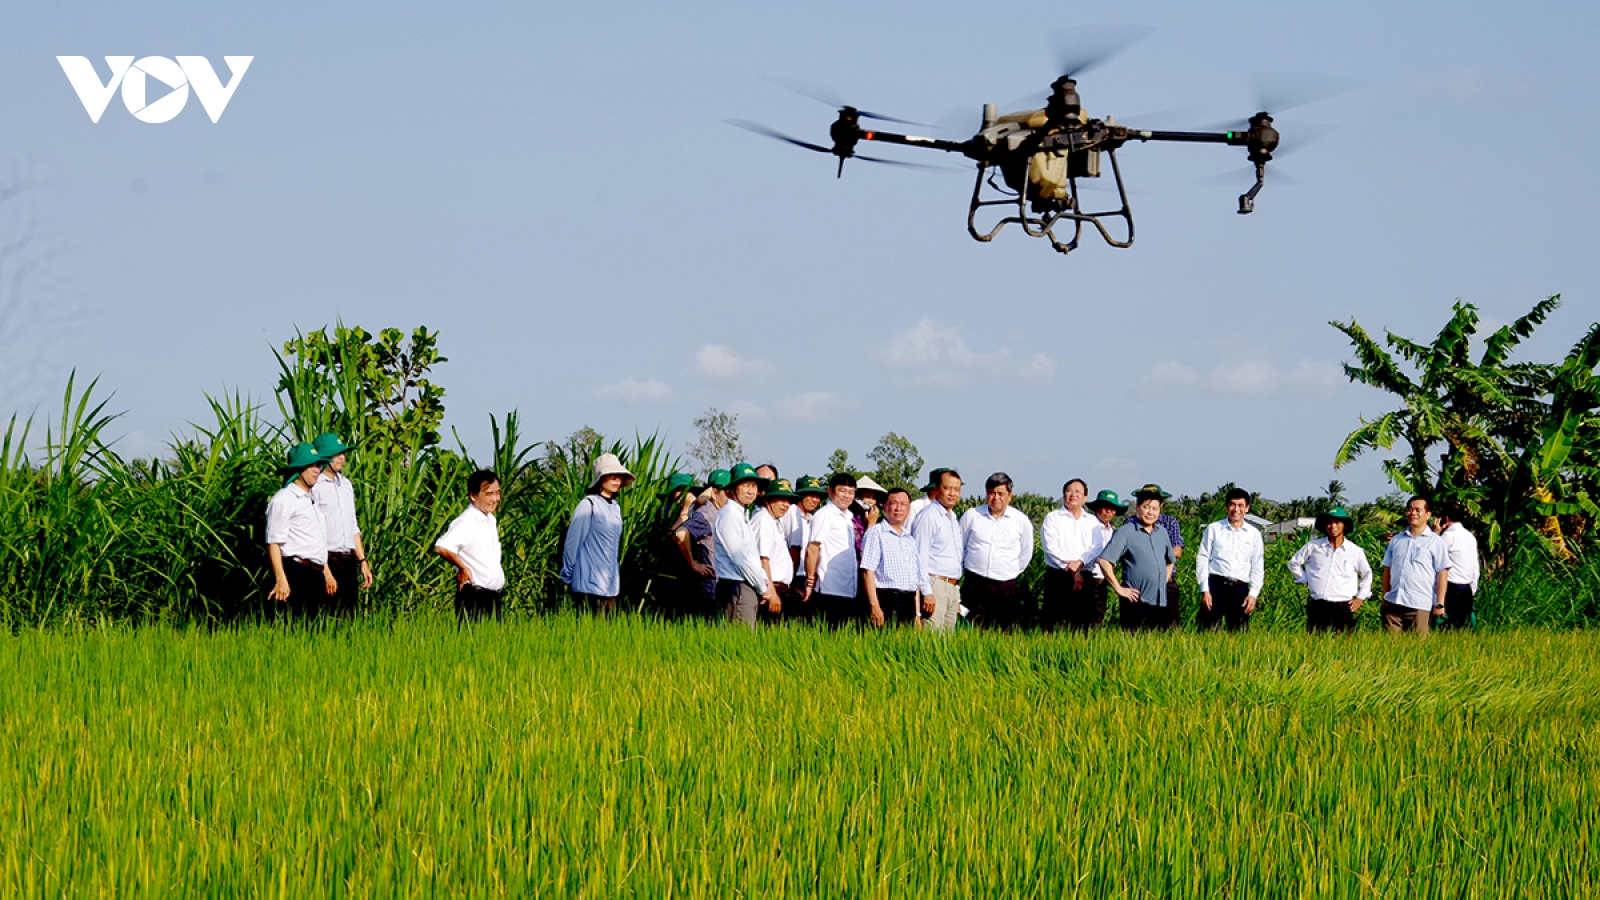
top-left (753, 477), bottom-right (800, 622)
top-left (714, 463), bottom-right (778, 626)
top-left (309, 432), bottom-right (371, 616)
top-left (266, 442), bottom-right (336, 619)
top-left (1289, 505), bottom-right (1373, 633)
top-left (785, 475), bottom-right (828, 616)
top-left (672, 468), bottom-right (730, 619)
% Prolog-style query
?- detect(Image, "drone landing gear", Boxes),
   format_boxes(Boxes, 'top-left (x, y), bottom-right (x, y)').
top-left (1237, 160), bottom-right (1266, 214)
top-left (966, 149), bottom-right (1134, 255)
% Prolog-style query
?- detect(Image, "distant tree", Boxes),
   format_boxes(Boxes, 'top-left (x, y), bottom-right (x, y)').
top-left (688, 408), bottom-right (743, 475)
top-left (826, 449), bottom-right (861, 479)
top-left (277, 324), bottom-right (448, 458)
top-left (1333, 296), bottom-right (1599, 558)
top-left (867, 432), bottom-right (923, 494)
top-left (1325, 479), bottom-right (1347, 506)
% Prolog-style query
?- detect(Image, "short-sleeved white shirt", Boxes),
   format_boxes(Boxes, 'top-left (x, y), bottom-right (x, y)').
top-left (436, 504), bottom-right (505, 591)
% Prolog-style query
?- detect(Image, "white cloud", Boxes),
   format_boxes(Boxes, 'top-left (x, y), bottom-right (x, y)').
top-left (592, 376), bottom-right (673, 404)
top-left (693, 344), bottom-right (773, 381)
top-left (776, 391), bottom-right (842, 422)
top-left (880, 319), bottom-right (1056, 387)
top-left (1138, 359), bottom-right (1342, 398)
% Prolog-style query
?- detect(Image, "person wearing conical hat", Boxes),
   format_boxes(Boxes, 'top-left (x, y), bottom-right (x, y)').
top-left (1288, 506), bottom-right (1372, 633)
top-left (266, 442), bottom-right (336, 619)
top-left (561, 453), bottom-right (634, 616)
top-left (309, 432), bottom-right (371, 617)
top-left (1078, 489), bottom-right (1130, 629)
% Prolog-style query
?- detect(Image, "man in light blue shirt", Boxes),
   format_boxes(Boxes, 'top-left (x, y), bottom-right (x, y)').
top-left (1380, 495), bottom-right (1451, 634)
top-left (911, 468), bottom-right (964, 632)
top-left (860, 489), bottom-right (925, 627)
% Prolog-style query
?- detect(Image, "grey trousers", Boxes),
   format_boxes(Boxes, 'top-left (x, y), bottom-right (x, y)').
top-left (720, 579), bottom-right (761, 628)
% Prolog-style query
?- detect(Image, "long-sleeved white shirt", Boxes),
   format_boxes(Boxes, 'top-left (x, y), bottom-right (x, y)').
top-left (1079, 520), bottom-right (1117, 579)
top-left (714, 501), bottom-right (769, 593)
top-left (436, 505), bottom-right (505, 591)
top-left (1195, 519), bottom-right (1266, 597)
top-left (1288, 536), bottom-right (1373, 602)
top-left (311, 471), bottom-right (361, 553)
top-left (959, 505), bottom-right (1034, 582)
top-left (1040, 506), bottom-right (1099, 570)
top-left (1440, 523), bottom-right (1481, 592)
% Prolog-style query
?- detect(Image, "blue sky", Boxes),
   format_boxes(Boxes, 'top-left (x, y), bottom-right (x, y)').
top-left (2, 0), bottom-right (1597, 504)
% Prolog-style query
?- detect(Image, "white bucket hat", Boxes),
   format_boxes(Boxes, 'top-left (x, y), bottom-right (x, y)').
top-left (590, 452), bottom-right (635, 489)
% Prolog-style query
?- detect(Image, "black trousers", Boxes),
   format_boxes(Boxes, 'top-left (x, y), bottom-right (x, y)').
top-left (1306, 598), bottom-right (1355, 633)
top-left (1119, 598), bottom-right (1175, 632)
top-left (327, 551), bottom-right (360, 616)
top-left (963, 572), bottom-right (1021, 629)
top-left (1437, 583), bottom-right (1475, 630)
top-left (279, 557), bottom-right (329, 620)
top-left (870, 588), bottom-right (918, 626)
top-left (1043, 567), bottom-right (1105, 630)
top-left (813, 592), bottom-right (857, 629)
top-left (455, 584), bottom-right (504, 624)
top-left (1198, 575), bottom-right (1251, 631)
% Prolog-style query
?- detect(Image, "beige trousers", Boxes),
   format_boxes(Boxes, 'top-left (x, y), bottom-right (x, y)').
top-left (925, 578), bottom-right (961, 632)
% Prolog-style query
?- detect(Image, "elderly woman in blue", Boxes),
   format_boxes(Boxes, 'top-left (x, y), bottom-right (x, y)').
top-left (561, 452), bottom-right (633, 615)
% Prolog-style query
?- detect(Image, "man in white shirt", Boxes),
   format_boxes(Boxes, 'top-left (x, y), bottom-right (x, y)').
top-left (436, 470), bottom-right (506, 623)
top-left (1195, 488), bottom-right (1266, 631)
top-left (804, 472), bottom-right (859, 628)
top-left (1381, 496), bottom-right (1451, 634)
top-left (1078, 489), bottom-right (1129, 628)
top-left (912, 468), bottom-right (964, 632)
top-left (1040, 478), bottom-right (1101, 631)
top-left (266, 442), bottom-right (336, 620)
top-left (959, 472), bottom-right (1035, 630)
top-left (715, 463), bottom-right (778, 628)
top-left (754, 478), bottom-right (800, 623)
top-left (1288, 506), bottom-right (1373, 633)
top-left (1434, 504), bottom-right (1481, 630)
top-left (787, 476), bottom-right (827, 620)
top-left (310, 432), bottom-right (372, 617)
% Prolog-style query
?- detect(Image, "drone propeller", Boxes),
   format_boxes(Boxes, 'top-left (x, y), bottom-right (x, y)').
top-left (1049, 24), bottom-right (1155, 79)
top-left (767, 78), bottom-right (930, 127)
top-left (1251, 71), bottom-right (1358, 116)
top-left (727, 119), bottom-right (954, 174)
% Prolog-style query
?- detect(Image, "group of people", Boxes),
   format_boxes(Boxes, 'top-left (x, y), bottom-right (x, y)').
top-left (264, 441), bottom-right (1483, 633)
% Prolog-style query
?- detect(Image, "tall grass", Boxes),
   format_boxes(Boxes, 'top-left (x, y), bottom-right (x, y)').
top-left (0, 620), bottom-right (1595, 896)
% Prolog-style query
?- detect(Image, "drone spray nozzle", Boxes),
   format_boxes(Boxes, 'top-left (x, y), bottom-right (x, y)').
top-left (829, 107), bottom-right (864, 166)
top-left (1245, 112), bottom-right (1279, 163)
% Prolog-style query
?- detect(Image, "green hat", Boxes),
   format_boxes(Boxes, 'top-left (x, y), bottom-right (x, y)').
top-left (795, 475), bottom-right (827, 496)
top-left (921, 467), bottom-right (954, 493)
top-left (705, 469), bottom-right (732, 489)
top-left (728, 462), bottom-right (763, 488)
top-left (279, 442), bottom-right (329, 475)
top-left (1086, 489), bottom-right (1129, 513)
top-left (312, 432), bottom-right (355, 457)
top-left (762, 478), bottom-right (799, 502)
top-left (658, 472), bottom-right (695, 497)
top-left (1315, 506), bottom-right (1356, 531)
top-left (1132, 483), bottom-right (1172, 501)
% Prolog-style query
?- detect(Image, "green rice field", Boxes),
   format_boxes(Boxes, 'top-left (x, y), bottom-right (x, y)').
top-left (2, 618), bottom-right (1595, 897)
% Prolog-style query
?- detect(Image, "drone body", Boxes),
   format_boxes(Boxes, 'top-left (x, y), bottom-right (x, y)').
top-left (735, 74), bottom-right (1284, 257)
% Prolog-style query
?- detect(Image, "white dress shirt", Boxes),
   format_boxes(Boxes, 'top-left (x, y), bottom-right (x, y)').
top-left (908, 495), bottom-right (933, 523)
top-left (1195, 519), bottom-right (1266, 596)
top-left (436, 504), bottom-right (505, 591)
top-left (1080, 521), bottom-right (1117, 579)
top-left (912, 502), bottom-right (963, 588)
top-left (778, 504), bottom-right (804, 544)
top-left (266, 482), bottom-right (328, 565)
top-left (1040, 506), bottom-right (1099, 570)
top-left (754, 507), bottom-right (794, 586)
top-left (311, 471), bottom-right (361, 553)
top-left (960, 505), bottom-right (1035, 582)
top-left (1288, 537), bottom-right (1373, 602)
top-left (808, 502), bottom-right (858, 597)
top-left (1440, 523), bottom-right (1481, 593)
top-left (714, 502), bottom-right (769, 592)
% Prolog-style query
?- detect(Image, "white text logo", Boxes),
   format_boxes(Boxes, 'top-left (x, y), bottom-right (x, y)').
top-left (57, 56), bottom-right (253, 123)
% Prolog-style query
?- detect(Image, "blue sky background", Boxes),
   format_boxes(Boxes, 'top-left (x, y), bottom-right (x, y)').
top-left (1, 0), bottom-right (1596, 504)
